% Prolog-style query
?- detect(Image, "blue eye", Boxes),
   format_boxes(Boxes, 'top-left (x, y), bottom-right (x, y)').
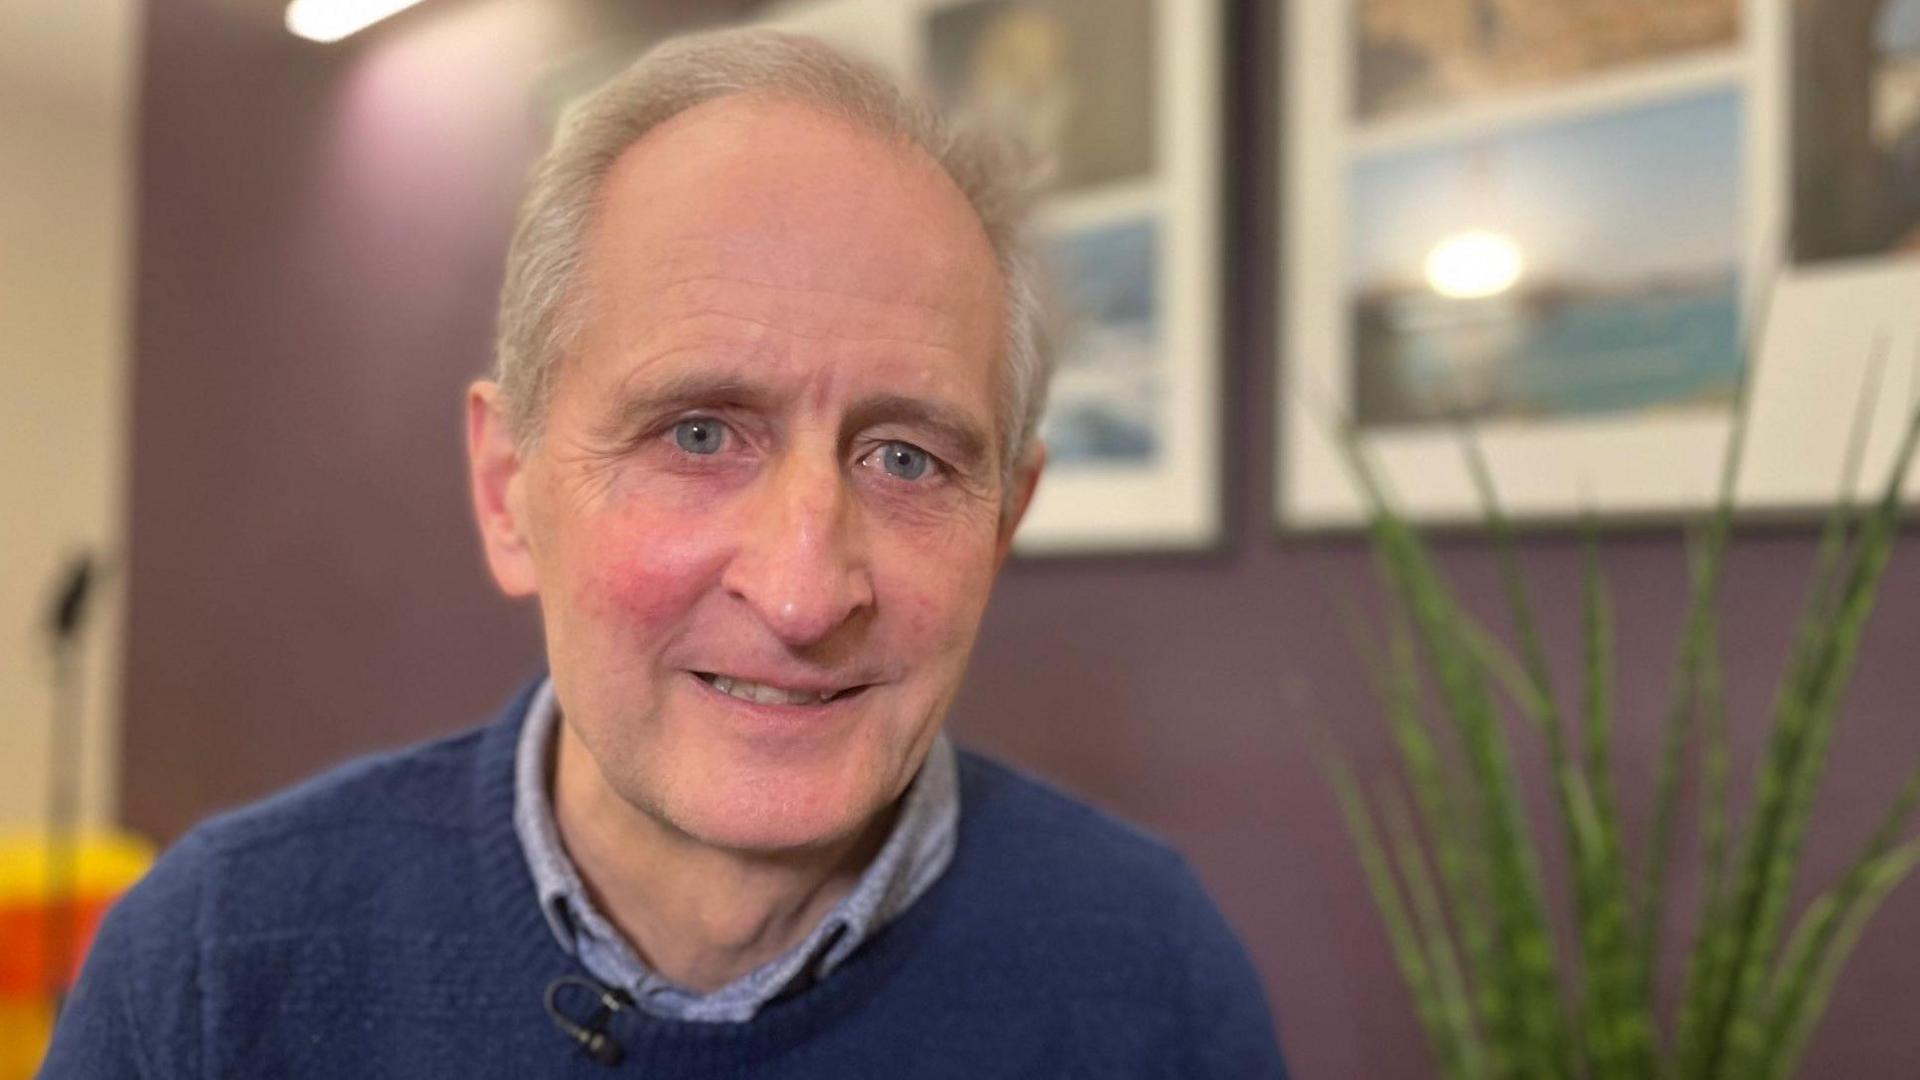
top-left (672, 418), bottom-right (726, 455)
top-left (877, 442), bottom-right (931, 480)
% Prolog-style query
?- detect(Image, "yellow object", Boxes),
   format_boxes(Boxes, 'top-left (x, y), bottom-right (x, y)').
top-left (0, 829), bottom-right (154, 1080)
top-left (0, 831), bottom-right (152, 900)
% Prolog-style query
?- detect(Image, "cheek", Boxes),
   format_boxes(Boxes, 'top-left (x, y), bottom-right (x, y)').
top-left (874, 527), bottom-right (999, 659)
top-left (568, 508), bottom-right (727, 638)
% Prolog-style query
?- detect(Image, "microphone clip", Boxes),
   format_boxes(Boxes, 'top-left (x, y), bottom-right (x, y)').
top-left (544, 974), bottom-right (634, 1067)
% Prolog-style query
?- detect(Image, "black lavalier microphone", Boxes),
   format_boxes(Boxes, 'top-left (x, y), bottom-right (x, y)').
top-left (544, 974), bottom-right (634, 1067)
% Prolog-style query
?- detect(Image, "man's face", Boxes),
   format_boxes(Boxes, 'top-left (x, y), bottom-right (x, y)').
top-left (470, 96), bottom-right (1039, 855)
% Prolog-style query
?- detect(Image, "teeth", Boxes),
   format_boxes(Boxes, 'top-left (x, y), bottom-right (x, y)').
top-left (707, 675), bottom-right (837, 706)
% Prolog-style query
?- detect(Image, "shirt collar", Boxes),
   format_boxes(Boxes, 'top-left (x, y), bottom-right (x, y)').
top-left (511, 677), bottom-right (959, 1022)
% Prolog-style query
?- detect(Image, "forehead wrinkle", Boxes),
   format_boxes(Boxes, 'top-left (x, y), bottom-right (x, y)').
top-left (594, 326), bottom-right (970, 421)
top-left (659, 273), bottom-right (953, 322)
top-left (606, 117), bottom-right (995, 294)
top-left (599, 295), bottom-right (1006, 454)
top-left (637, 274), bottom-right (975, 349)
top-left (638, 306), bottom-right (968, 355)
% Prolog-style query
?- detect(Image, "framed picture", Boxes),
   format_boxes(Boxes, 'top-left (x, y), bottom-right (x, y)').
top-left (766, 0), bottom-right (1223, 552)
top-left (1279, 0), bottom-right (1920, 529)
top-left (1791, 0), bottom-right (1920, 264)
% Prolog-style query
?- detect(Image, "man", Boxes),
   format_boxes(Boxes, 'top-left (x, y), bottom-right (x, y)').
top-left (44, 29), bottom-right (1286, 1078)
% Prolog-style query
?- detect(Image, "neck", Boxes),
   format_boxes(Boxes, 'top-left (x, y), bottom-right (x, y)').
top-left (549, 720), bottom-right (895, 993)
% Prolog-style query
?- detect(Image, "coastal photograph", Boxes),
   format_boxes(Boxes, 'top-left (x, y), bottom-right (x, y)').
top-left (1355, 0), bottom-right (1739, 121)
top-left (1042, 217), bottom-right (1161, 465)
top-left (1348, 89), bottom-right (1745, 428)
top-left (1793, 0), bottom-right (1920, 262)
top-left (924, 0), bottom-right (1155, 192)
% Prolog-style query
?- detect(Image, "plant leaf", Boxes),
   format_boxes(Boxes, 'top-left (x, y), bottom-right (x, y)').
top-left (1674, 341), bottom-right (1890, 1078)
top-left (1688, 388), bottom-right (1920, 1080)
top-left (1753, 765), bottom-right (1920, 1080)
top-left (1381, 782), bottom-right (1490, 1079)
top-left (1333, 579), bottom-right (1501, 1056)
top-left (1458, 430), bottom-right (1653, 1078)
top-left (1644, 276), bottom-right (1776, 992)
top-left (1341, 427), bottom-right (1575, 1079)
top-left (1309, 722), bottom-right (1466, 1078)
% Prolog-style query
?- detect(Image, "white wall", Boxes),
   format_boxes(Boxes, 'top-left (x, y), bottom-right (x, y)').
top-left (0, 0), bottom-right (139, 829)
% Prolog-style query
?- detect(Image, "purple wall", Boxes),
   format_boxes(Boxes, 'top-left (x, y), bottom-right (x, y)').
top-left (127, 1), bottom-right (1920, 1076)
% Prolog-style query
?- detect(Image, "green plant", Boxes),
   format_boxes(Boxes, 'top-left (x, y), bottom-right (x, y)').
top-left (1315, 336), bottom-right (1920, 1080)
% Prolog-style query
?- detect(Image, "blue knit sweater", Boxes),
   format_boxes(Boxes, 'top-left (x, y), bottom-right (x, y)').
top-left (43, 685), bottom-right (1288, 1078)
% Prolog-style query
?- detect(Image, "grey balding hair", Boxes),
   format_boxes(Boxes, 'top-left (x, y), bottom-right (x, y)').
top-left (492, 27), bottom-right (1052, 476)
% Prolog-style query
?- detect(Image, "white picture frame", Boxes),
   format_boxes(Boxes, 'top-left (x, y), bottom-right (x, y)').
top-left (1277, 0), bottom-right (1920, 530)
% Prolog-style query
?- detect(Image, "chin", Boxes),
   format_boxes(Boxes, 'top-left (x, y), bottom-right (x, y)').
top-left (657, 763), bottom-right (887, 856)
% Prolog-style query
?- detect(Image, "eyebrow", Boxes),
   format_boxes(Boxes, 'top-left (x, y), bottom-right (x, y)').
top-left (594, 370), bottom-right (777, 440)
top-left (844, 393), bottom-right (993, 469)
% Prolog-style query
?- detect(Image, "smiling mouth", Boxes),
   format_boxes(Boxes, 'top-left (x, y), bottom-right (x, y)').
top-left (694, 672), bottom-right (865, 706)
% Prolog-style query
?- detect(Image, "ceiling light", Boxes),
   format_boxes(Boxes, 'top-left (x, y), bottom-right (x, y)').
top-left (285, 0), bottom-right (427, 43)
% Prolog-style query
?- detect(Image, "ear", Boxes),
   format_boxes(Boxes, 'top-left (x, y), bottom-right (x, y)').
top-left (466, 381), bottom-right (539, 598)
top-left (993, 440), bottom-right (1046, 565)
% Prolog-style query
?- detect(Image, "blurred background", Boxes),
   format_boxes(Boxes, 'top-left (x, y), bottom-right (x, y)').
top-left (3, 0), bottom-right (1919, 1076)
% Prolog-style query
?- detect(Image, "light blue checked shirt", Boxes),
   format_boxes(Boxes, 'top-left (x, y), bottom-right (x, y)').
top-left (512, 678), bottom-right (960, 1022)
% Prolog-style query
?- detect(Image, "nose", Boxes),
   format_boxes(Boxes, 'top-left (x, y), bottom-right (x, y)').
top-left (720, 453), bottom-right (875, 648)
